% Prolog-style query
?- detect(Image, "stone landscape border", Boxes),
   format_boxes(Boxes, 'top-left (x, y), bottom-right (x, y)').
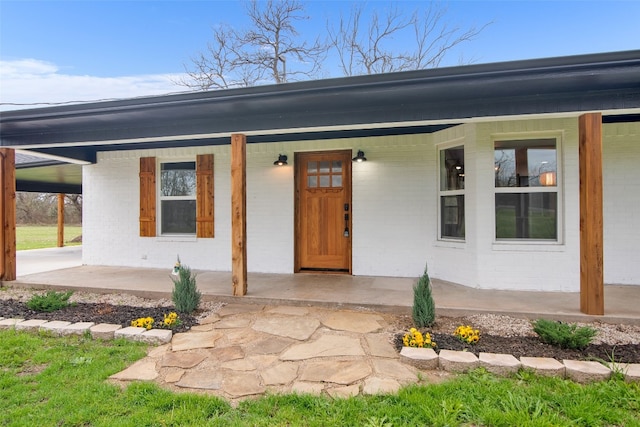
top-left (2, 316), bottom-right (639, 385)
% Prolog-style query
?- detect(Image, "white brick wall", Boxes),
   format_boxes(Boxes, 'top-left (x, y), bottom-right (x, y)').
top-left (82, 120), bottom-right (639, 290)
top-left (603, 122), bottom-right (640, 285)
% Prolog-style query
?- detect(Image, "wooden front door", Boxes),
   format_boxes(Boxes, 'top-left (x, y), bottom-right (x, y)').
top-left (295, 150), bottom-right (352, 273)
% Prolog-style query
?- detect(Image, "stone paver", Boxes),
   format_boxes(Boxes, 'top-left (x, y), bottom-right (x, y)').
top-left (208, 345), bottom-right (245, 362)
top-left (563, 360), bottom-right (611, 383)
top-left (372, 359), bottom-right (417, 383)
top-left (362, 377), bottom-right (401, 395)
top-left (327, 384), bottom-right (360, 398)
top-left (115, 326), bottom-right (146, 340)
top-left (0, 318), bottom-right (23, 329)
top-left (161, 352), bottom-right (206, 369)
top-left (399, 347), bottom-right (439, 370)
top-left (39, 320), bottom-right (72, 335)
top-left (322, 311), bottom-right (383, 333)
top-left (252, 316), bottom-right (320, 340)
top-left (266, 306), bottom-right (309, 316)
top-left (280, 334), bottom-right (364, 360)
top-left (251, 336), bottom-right (294, 354)
top-left (90, 323), bottom-right (122, 339)
top-left (171, 330), bottom-right (223, 351)
top-left (622, 363), bottom-right (640, 382)
top-left (217, 304), bottom-right (265, 317)
top-left (365, 334), bottom-right (398, 358)
top-left (138, 329), bottom-right (173, 345)
top-left (61, 322), bottom-right (95, 335)
top-left (479, 353), bottom-right (521, 376)
top-left (439, 349), bottom-right (479, 373)
top-left (15, 319), bottom-right (48, 331)
top-left (223, 373), bottom-right (265, 397)
top-left (520, 357), bottom-right (565, 377)
top-left (164, 369), bottom-right (185, 383)
top-left (214, 317), bottom-right (252, 329)
top-left (221, 358), bottom-right (256, 371)
top-left (291, 381), bottom-right (324, 395)
top-left (110, 360), bottom-right (158, 381)
top-left (299, 359), bottom-right (371, 385)
top-left (176, 370), bottom-right (223, 390)
top-left (261, 363), bottom-right (299, 385)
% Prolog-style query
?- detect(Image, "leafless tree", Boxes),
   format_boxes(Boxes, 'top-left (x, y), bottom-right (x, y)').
top-left (178, 0), bottom-right (326, 90)
top-left (16, 192), bottom-right (82, 225)
top-left (327, 2), bottom-right (490, 76)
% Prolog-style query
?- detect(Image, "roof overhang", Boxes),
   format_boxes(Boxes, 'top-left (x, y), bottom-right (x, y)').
top-left (1, 50), bottom-right (639, 193)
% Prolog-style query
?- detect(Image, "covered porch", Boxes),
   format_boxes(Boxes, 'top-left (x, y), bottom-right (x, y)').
top-left (11, 262), bottom-right (640, 325)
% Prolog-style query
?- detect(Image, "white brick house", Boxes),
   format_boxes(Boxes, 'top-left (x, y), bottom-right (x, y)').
top-left (2, 51), bottom-right (639, 313)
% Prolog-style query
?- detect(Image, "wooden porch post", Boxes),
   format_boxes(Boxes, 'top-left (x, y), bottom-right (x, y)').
top-left (231, 134), bottom-right (247, 296)
top-left (579, 113), bottom-right (604, 315)
top-left (0, 148), bottom-right (16, 281)
top-left (57, 193), bottom-right (65, 247)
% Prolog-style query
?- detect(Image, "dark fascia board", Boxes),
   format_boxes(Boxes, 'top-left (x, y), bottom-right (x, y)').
top-left (2, 50), bottom-right (640, 151)
top-left (16, 180), bottom-right (82, 194)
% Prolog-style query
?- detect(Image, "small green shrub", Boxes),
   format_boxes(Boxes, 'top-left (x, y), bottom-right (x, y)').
top-left (26, 290), bottom-right (73, 312)
top-left (412, 265), bottom-right (436, 328)
top-left (532, 318), bottom-right (597, 350)
top-left (171, 264), bottom-right (201, 314)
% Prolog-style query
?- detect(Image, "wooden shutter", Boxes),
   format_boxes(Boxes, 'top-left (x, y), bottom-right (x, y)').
top-left (139, 157), bottom-right (156, 237)
top-left (196, 154), bottom-right (214, 238)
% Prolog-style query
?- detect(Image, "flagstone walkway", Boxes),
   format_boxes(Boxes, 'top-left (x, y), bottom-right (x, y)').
top-left (108, 303), bottom-right (451, 403)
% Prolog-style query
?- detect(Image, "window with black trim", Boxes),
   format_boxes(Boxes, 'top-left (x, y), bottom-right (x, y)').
top-left (439, 145), bottom-right (465, 239)
top-left (494, 138), bottom-right (558, 240)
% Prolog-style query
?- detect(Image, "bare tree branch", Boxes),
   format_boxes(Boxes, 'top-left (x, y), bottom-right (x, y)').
top-left (327, 1), bottom-right (491, 76)
top-left (178, 0), bottom-right (326, 90)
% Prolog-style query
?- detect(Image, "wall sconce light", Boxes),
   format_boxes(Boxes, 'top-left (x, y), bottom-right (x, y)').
top-left (274, 154), bottom-right (288, 166)
top-left (352, 150), bottom-right (367, 162)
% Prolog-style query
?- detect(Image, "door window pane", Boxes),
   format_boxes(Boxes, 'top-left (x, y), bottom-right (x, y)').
top-left (319, 175), bottom-right (330, 187)
top-left (307, 161), bottom-right (317, 173)
top-left (332, 175), bottom-right (342, 187)
top-left (307, 176), bottom-right (317, 187)
top-left (332, 161), bottom-right (342, 172)
top-left (319, 161), bottom-right (330, 173)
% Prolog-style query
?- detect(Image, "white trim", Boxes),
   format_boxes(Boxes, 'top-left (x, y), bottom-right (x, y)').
top-left (156, 157), bottom-right (197, 237)
top-left (436, 139), bottom-right (466, 242)
top-left (491, 131), bottom-right (564, 244)
top-left (15, 149), bottom-right (91, 165)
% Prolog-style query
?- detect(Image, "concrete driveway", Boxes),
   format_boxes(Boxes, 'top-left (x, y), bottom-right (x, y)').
top-left (16, 246), bottom-right (82, 276)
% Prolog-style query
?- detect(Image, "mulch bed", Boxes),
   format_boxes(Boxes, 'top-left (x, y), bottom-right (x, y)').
top-left (2, 298), bottom-right (639, 363)
top-left (0, 300), bottom-right (197, 333)
top-left (393, 333), bottom-right (640, 364)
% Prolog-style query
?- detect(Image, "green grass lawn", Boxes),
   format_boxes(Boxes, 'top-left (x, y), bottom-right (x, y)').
top-left (1, 330), bottom-right (639, 427)
top-left (16, 225), bottom-right (82, 251)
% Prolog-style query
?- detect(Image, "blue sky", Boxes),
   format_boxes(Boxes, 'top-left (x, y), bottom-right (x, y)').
top-left (1, 0), bottom-right (639, 110)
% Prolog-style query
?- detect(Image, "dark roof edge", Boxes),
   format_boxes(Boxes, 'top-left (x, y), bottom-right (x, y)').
top-left (3, 49), bottom-right (639, 120)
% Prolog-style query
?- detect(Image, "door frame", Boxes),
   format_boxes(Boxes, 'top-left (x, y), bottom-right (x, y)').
top-left (294, 149), bottom-right (352, 274)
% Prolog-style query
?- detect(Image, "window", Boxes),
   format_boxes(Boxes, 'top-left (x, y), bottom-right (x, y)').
top-left (494, 138), bottom-right (558, 240)
top-left (139, 155), bottom-right (214, 238)
top-left (160, 161), bottom-right (196, 234)
top-left (439, 145), bottom-right (465, 239)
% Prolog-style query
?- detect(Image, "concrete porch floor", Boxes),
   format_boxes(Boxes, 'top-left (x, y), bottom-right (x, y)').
top-left (8, 263), bottom-right (640, 325)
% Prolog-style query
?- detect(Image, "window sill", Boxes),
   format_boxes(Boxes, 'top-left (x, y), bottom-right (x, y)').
top-left (492, 241), bottom-right (565, 252)
top-left (435, 239), bottom-right (466, 249)
top-left (156, 235), bottom-right (197, 243)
